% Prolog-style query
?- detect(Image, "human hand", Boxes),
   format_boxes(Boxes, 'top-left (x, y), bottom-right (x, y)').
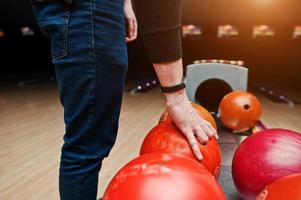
top-left (124, 0), bottom-right (137, 42)
top-left (165, 90), bottom-right (218, 160)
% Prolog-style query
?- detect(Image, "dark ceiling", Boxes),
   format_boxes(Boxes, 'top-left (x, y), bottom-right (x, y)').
top-left (1, 0), bottom-right (300, 27)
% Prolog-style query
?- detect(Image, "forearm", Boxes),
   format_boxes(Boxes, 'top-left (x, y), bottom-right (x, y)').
top-left (153, 59), bottom-right (183, 87)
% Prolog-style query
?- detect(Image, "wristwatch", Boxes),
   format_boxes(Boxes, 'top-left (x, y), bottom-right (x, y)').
top-left (160, 78), bottom-right (186, 93)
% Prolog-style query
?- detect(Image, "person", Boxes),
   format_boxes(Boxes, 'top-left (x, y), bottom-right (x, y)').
top-left (31, 0), bottom-right (217, 199)
top-left (132, 0), bottom-right (218, 161)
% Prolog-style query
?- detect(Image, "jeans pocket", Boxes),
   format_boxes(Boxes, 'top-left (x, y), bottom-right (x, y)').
top-left (32, 2), bottom-right (70, 62)
top-left (39, 19), bottom-right (69, 61)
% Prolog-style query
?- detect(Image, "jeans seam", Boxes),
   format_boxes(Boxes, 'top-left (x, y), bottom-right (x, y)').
top-left (89, 0), bottom-right (96, 128)
top-left (63, 11), bottom-right (69, 58)
top-left (74, 1), bottom-right (97, 199)
top-left (71, 4), bottom-right (84, 199)
top-left (53, 8), bottom-right (70, 60)
top-left (75, 0), bottom-right (96, 197)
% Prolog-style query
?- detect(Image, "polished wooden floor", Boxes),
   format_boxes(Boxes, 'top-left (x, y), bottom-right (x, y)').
top-left (0, 82), bottom-right (300, 199)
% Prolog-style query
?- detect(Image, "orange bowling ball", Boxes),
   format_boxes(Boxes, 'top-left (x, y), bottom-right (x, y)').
top-left (140, 121), bottom-right (222, 178)
top-left (256, 173), bottom-right (301, 200)
top-left (159, 102), bottom-right (218, 131)
top-left (219, 91), bottom-right (262, 131)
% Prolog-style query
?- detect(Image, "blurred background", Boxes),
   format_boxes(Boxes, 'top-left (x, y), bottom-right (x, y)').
top-left (0, 0), bottom-right (300, 199)
top-left (0, 0), bottom-right (300, 88)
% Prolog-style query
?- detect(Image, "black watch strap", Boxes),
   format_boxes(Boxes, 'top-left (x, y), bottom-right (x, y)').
top-left (160, 79), bottom-right (186, 93)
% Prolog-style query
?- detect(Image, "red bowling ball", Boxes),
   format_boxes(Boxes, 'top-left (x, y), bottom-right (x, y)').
top-left (103, 153), bottom-right (226, 200)
top-left (140, 121), bottom-right (222, 178)
top-left (219, 91), bottom-right (262, 131)
top-left (232, 129), bottom-right (301, 200)
top-left (256, 173), bottom-right (301, 200)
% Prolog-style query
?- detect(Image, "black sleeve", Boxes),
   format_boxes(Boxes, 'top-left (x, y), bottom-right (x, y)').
top-left (133, 0), bottom-right (182, 63)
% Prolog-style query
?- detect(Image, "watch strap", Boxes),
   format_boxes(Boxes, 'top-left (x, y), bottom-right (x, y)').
top-left (160, 79), bottom-right (186, 93)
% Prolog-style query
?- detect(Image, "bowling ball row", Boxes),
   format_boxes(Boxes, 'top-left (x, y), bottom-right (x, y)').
top-left (103, 103), bottom-right (226, 200)
top-left (103, 90), bottom-right (301, 200)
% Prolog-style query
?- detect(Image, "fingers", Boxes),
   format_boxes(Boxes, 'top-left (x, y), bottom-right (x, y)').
top-left (186, 132), bottom-right (203, 160)
top-left (199, 123), bottom-right (214, 138)
top-left (198, 118), bottom-right (219, 140)
top-left (126, 17), bottom-right (137, 42)
top-left (132, 18), bottom-right (137, 39)
top-left (193, 128), bottom-right (209, 144)
top-left (205, 121), bottom-right (219, 139)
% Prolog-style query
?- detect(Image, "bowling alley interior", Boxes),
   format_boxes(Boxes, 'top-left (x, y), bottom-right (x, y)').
top-left (1, 0), bottom-right (301, 199)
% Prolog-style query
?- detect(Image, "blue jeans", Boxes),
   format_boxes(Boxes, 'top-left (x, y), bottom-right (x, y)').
top-left (32, 0), bottom-right (128, 199)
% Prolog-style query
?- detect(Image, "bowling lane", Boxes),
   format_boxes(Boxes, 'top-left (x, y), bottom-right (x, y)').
top-left (0, 82), bottom-right (300, 199)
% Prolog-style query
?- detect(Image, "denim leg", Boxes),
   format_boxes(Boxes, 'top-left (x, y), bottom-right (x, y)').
top-left (32, 0), bottom-right (127, 199)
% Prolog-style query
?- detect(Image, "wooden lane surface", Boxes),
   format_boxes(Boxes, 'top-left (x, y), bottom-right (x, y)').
top-left (0, 83), bottom-right (300, 199)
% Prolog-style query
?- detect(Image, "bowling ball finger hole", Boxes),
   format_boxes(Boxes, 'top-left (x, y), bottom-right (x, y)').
top-left (243, 104), bottom-right (250, 110)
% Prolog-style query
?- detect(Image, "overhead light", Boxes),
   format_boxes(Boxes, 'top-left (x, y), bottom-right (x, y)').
top-left (218, 25), bottom-right (239, 38)
top-left (182, 25), bottom-right (202, 37)
top-left (0, 30), bottom-right (5, 38)
top-left (293, 26), bottom-right (301, 39)
top-left (21, 27), bottom-right (35, 37)
top-left (253, 25), bottom-right (275, 38)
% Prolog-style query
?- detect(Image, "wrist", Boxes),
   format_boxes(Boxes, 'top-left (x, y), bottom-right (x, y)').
top-left (165, 89), bottom-right (187, 106)
top-left (153, 59), bottom-right (183, 87)
top-left (160, 78), bottom-right (186, 94)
